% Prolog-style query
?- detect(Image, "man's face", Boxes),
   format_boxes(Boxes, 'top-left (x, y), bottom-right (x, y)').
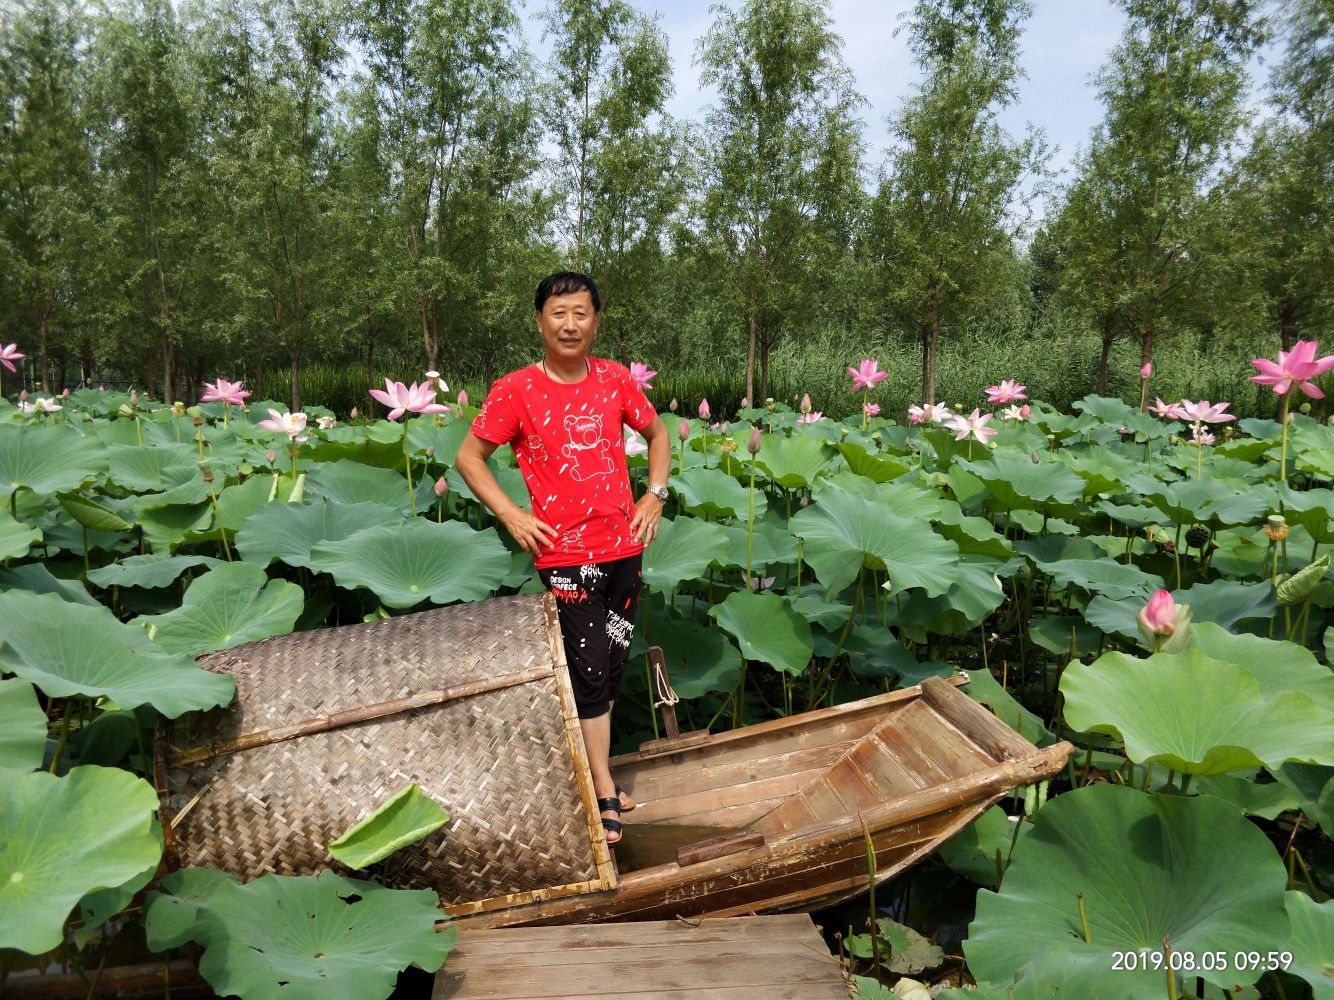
top-left (537, 291), bottom-right (598, 361)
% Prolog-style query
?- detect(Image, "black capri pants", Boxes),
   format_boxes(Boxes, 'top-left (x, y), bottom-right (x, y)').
top-left (537, 553), bottom-right (643, 719)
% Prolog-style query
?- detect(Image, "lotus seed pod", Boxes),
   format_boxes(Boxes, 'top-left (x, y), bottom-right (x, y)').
top-left (267, 448), bottom-right (277, 464)
top-left (1301, 402), bottom-right (1312, 414)
top-left (840, 427), bottom-right (849, 441)
top-left (434, 475), bottom-right (448, 498)
top-left (747, 428), bottom-right (762, 454)
top-left (1185, 525), bottom-right (1210, 550)
top-left (669, 397), bottom-right (678, 412)
top-left (1046, 434), bottom-right (1055, 442)
top-left (172, 401), bottom-right (186, 416)
top-left (800, 394), bottom-right (811, 414)
top-left (678, 420), bottom-right (690, 442)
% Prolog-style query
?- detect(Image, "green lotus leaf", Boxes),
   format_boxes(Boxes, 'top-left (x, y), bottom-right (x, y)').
top-left (57, 491), bottom-right (132, 531)
top-left (1193, 771), bottom-right (1298, 820)
top-left (86, 553), bottom-right (224, 589)
top-left (844, 918), bottom-right (943, 975)
top-left (136, 562), bottom-right (304, 655)
top-left (177, 474), bottom-right (287, 547)
top-left (0, 678), bottom-right (45, 771)
top-left (328, 783), bottom-right (449, 869)
top-left (1029, 617), bottom-right (1102, 657)
top-left (446, 462), bottom-right (528, 512)
top-left (106, 442), bottom-right (197, 492)
top-left (708, 590), bottom-right (813, 676)
top-left (1093, 499), bottom-right (1175, 528)
top-left (873, 481), bottom-right (943, 520)
top-left (1041, 558), bottom-right (1164, 601)
top-left (959, 665), bottom-right (1051, 745)
top-left (235, 499), bottom-right (403, 569)
top-left (1061, 649), bottom-right (1334, 774)
top-left (136, 501), bottom-right (213, 552)
top-left (836, 441), bottom-right (910, 482)
top-left (0, 562), bottom-right (99, 606)
top-left (1278, 553), bottom-right (1331, 606)
top-left (307, 424), bottom-right (405, 469)
top-left (754, 433), bottom-right (833, 488)
top-left (142, 867), bottom-right (241, 952)
top-left (944, 464), bottom-right (990, 510)
top-left (406, 417), bottom-right (471, 464)
top-left (308, 518), bottom-right (508, 608)
top-left (0, 590), bottom-right (235, 716)
top-left (937, 805), bottom-right (1029, 886)
top-left (811, 622), bottom-right (916, 679)
top-left (0, 766), bottom-right (162, 954)
top-left (1174, 581), bottom-right (1276, 632)
top-left (955, 452), bottom-right (1086, 511)
top-left (1274, 482), bottom-right (1334, 543)
top-left (790, 487), bottom-right (960, 598)
top-left (71, 708), bottom-right (143, 767)
top-left (171, 870), bottom-right (454, 1000)
top-left (309, 458), bottom-right (429, 513)
top-left (892, 560), bottom-right (1007, 638)
top-left (670, 466), bottom-right (767, 520)
top-left (789, 590), bottom-right (855, 629)
top-left (0, 511), bottom-right (41, 559)
top-left (132, 466), bottom-right (211, 512)
top-left (754, 516), bottom-right (799, 564)
top-left (640, 516), bottom-right (730, 591)
top-left (1187, 622), bottom-right (1334, 713)
top-left (1013, 533), bottom-right (1105, 567)
top-left (1273, 762), bottom-right (1334, 837)
top-left (0, 425), bottom-right (108, 498)
top-left (76, 820), bottom-right (163, 944)
top-left (1286, 890), bottom-right (1334, 998)
top-left (965, 785), bottom-right (1290, 997)
top-left (936, 502), bottom-right (1013, 559)
top-left (716, 521), bottom-right (778, 571)
top-left (1058, 448), bottom-right (1137, 496)
top-left (1072, 393), bottom-right (1135, 424)
top-left (1124, 473), bottom-right (1269, 528)
top-left (645, 609), bottom-right (743, 698)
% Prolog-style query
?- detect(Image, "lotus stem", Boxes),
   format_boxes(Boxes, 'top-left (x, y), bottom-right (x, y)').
top-left (9, 492), bottom-right (15, 520)
top-left (745, 457), bottom-right (755, 583)
top-left (1164, 938), bottom-right (1178, 1000)
top-left (223, 403), bottom-right (229, 428)
top-left (1279, 392), bottom-right (1291, 481)
top-left (994, 847), bottom-right (1004, 890)
top-left (82, 525), bottom-right (89, 576)
top-left (49, 703), bottom-right (71, 774)
top-left (1079, 735), bottom-right (1094, 785)
top-left (403, 428), bottom-right (416, 516)
top-left (1288, 847), bottom-right (1325, 901)
top-left (1269, 971), bottom-right (1289, 1000)
top-left (860, 815), bottom-right (880, 978)
top-left (1179, 772), bottom-right (1193, 795)
top-left (1142, 761), bottom-right (1154, 792)
top-left (1077, 893), bottom-right (1091, 944)
top-left (206, 480), bottom-right (233, 561)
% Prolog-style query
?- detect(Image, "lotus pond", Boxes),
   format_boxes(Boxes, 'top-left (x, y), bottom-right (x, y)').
top-left (0, 386), bottom-right (1331, 1000)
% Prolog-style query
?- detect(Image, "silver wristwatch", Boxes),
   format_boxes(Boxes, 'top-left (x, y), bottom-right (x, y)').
top-left (646, 484), bottom-right (669, 501)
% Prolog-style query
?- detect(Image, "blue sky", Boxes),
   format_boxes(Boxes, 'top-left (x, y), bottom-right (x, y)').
top-left (525, 0), bottom-right (1279, 187)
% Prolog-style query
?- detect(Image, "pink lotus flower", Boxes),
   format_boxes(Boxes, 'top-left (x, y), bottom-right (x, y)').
top-left (847, 359), bottom-right (888, 392)
top-left (1249, 340), bottom-right (1334, 398)
top-left (257, 408), bottom-right (308, 442)
top-left (1190, 426), bottom-right (1215, 446)
top-left (698, 398), bottom-right (710, 420)
top-left (316, 415), bottom-right (337, 430)
top-left (1178, 399), bottom-right (1236, 424)
top-left (201, 377), bottom-right (250, 407)
top-left (368, 378), bottom-right (448, 421)
top-left (434, 475), bottom-right (448, 497)
top-left (1138, 590), bottom-right (1177, 636)
top-left (863, 402), bottom-right (881, 417)
top-left (908, 402), bottom-right (951, 426)
top-left (1148, 397), bottom-right (1188, 420)
top-left (0, 343), bottom-right (25, 372)
top-left (796, 412), bottom-right (823, 423)
top-left (1140, 362), bottom-right (1152, 379)
top-left (457, 389), bottom-right (468, 406)
top-left (947, 408), bottom-right (998, 444)
top-left (748, 575), bottom-right (777, 591)
top-left (629, 362), bottom-right (656, 390)
top-left (985, 379), bottom-right (1027, 404)
top-left (1001, 404), bottom-right (1029, 421)
top-left (623, 426), bottom-right (648, 456)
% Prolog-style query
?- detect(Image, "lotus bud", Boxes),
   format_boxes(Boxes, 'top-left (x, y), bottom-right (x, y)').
top-left (267, 448), bottom-right (277, 464)
top-left (698, 398), bottom-right (710, 420)
top-left (799, 496), bottom-right (808, 508)
top-left (1137, 590), bottom-right (1192, 653)
top-left (434, 475), bottom-right (448, 498)
top-left (1140, 362), bottom-right (1152, 379)
top-left (1020, 404), bottom-right (1030, 420)
top-left (747, 428), bottom-right (761, 454)
top-left (19, 390), bottom-right (27, 401)
top-left (669, 397), bottom-right (678, 412)
top-left (129, 390), bottom-right (138, 406)
top-left (1300, 402), bottom-right (1311, 415)
top-left (426, 446), bottom-right (435, 458)
top-left (1328, 414), bottom-right (1334, 427)
top-left (97, 385), bottom-right (105, 391)
top-left (740, 396), bottom-right (750, 409)
top-left (800, 393), bottom-right (811, 415)
top-left (1031, 451), bottom-right (1040, 463)
top-left (458, 389), bottom-right (468, 406)
top-left (677, 420), bottom-right (690, 442)
top-left (350, 407), bottom-right (359, 419)
top-left (62, 387), bottom-right (70, 399)
top-left (840, 427), bottom-right (849, 441)
top-left (1288, 411), bottom-right (1296, 423)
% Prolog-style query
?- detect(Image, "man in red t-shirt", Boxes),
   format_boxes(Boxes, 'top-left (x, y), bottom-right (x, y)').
top-left (456, 271), bottom-right (670, 846)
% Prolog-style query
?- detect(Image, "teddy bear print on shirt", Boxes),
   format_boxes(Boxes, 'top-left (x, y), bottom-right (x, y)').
top-left (561, 414), bottom-right (615, 481)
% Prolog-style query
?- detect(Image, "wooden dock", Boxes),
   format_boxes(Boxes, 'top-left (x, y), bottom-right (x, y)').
top-left (431, 914), bottom-right (850, 1000)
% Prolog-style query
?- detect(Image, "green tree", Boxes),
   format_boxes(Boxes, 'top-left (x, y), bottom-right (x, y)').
top-left (868, 0), bottom-right (1046, 405)
top-left (697, 0), bottom-right (865, 405)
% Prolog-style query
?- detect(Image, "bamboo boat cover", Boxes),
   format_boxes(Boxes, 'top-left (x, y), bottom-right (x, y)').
top-left (157, 592), bottom-right (616, 908)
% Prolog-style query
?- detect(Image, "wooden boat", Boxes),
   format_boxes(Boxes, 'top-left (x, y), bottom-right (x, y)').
top-left (158, 593), bottom-right (1072, 930)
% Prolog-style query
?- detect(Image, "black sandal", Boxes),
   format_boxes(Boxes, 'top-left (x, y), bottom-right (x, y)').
top-left (597, 797), bottom-right (622, 845)
top-left (616, 785), bottom-right (635, 812)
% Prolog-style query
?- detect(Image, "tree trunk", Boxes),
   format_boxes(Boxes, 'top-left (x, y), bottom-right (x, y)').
top-left (921, 320), bottom-right (939, 406)
top-left (1140, 327), bottom-right (1153, 372)
top-left (57, 352), bottom-right (67, 395)
top-left (759, 329), bottom-right (770, 406)
top-left (145, 346), bottom-right (156, 400)
top-left (160, 332), bottom-right (174, 404)
top-left (745, 285), bottom-right (757, 406)
top-left (255, 326), bottom-right (264, 400)
top-left (38, 315), bottom-right (49, 394)
top-left (286, 346), bottom-right (301, 413)
top-left (1096, 317), bottom-right (1115, 396)
top-left (1280, 308), bottom-right (1294, 354)
top-left (366, 322), bottom-right (375, 418)
top-left (80, 338), bottom-right (91, 389)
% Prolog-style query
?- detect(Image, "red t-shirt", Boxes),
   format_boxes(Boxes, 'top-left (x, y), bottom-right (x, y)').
top-left (470, 356), bottom-right (658, 569)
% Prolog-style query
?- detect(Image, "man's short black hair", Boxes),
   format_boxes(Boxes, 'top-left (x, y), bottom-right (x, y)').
top-left (535, 271), bottom-right (601, 313)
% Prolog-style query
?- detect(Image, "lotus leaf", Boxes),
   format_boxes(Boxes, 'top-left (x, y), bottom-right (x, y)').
top-left (0, 425), bottom-right (108, 497)
top-left (845, 918), bottom-right (943, 975)
top-left (1094, 499), bottom-right (1174, 528)
top-left (57, 491), bottom-right (132, 531)
top-left (670, 466), bottom-right (767, 520)
top-left (788, 590), bottom-right (855, 629)
top-left (0, 766), bottom-right (162, 954)
top-left (76, 821), bottom-right (163, 943)
top-left (708, 590), bottom-right (813, 675)
top-left (754, 433), bottom-right (833, 488)
top-left (642, 605), bottom-right (742, 697)
top-left (1013, 533), bottom-right (1105, 566)
top-left (136, 501), bottom-right (213, 552)
top-left (1275, 482), bottom-right (1334, 542)
top-left (1286, 890), bottom-right (1334, 999)
top-left (0, 562), bottom-right (99, 605)
top-left (640, 515), bottom-right (730, 590)
top-left (790, 487), bottom-right (960, 598)
top-left (1072, 393), bottom-right (1135, 424)
top-left (716, 521), bottom-right (778, 571)
top-left (892, 560), bottom-right (1007, 638)
top-left (1061, 649), bottom-right (1334, 774)
top-left (960, 666), bottom-right (1050, 744)
top-left (1193, 771), bottom-right (1298, 819)
top-left (309, 518), bottom-right (508, 608)
top-left (328, 783), bottom-right (449, 869)
top-left (1187, 622), bottom-right (1334, 713)
top-left (836, 441), bottom-right (910, 482)
top-left (0, 678), bottom-right (45, 771)
top-left (167, 870), bottom-right (454, 1000)
top-left (72, 708), bottom-right (141, 767)
top-left (955, 452), bottom-right (1086, 510)
top-left (0, 590), bottom-right (235, 715)
top-left (1174, 580), bottom-right (1276, 632)
top-left (937, 805), bottom-right (1029, 885)
top-left (1040, 558), bottom-right (1164, 601)
top-left (1058, 449), bottom-right (1136, 496)
top-left (873, 481), bottom-right (943, 520)
top-left (136, 562), bottom-right (305, 655)
top-left (1274, 762), bottom-right (1334, 837)
top-left (944, 464), bottom-right (990, 510)
top-left (936, 502), bottom-right (1013, 559)
top-left (142, 867), bottom-right (242, 951)
top-left (106, 442), bottom-right (197, 492)
top-left (446, 462), bottom-right (528, 512)
top-left (406, 417), bottom-right (470, 464)
top-left (235, 499), bottom-right (403, 568)
top-left (0, 511), bottom-right (41, 559)
top-left (966, 785), bottom-right (1290, 998)
top-left (1125, 474), bottom-right (1269, 528)
top-left (86, 553), bottom-right (224, 589)
top-left (309, 458), bottom-right (428, 513)
top-left (1028, 617), bottom-right (1102, 657)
